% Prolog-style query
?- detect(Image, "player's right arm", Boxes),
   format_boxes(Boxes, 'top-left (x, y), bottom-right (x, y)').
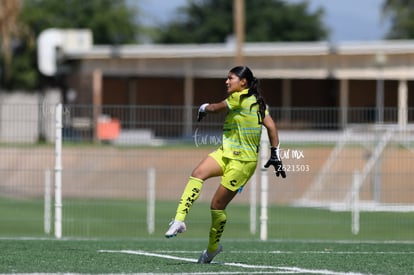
top-left (205, 100), bottom-right (227, 113)
top-left (197, 100), bottom-right (227, 121)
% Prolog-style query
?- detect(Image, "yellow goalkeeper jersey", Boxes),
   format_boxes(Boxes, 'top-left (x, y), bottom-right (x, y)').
top-left (223, 89), bottom-right (267, 161)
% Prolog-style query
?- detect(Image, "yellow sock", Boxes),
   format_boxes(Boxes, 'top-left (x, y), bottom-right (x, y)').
top-left (174, 177), bottom-right (203, 222)
top-left (207, 209), bottom-right (227, 252)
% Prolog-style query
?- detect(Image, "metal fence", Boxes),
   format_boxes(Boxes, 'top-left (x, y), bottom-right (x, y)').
top-left (1, 103), bottom-right (413, 240)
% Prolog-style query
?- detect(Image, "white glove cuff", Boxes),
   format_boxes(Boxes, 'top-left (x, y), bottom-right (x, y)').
top-left (275, 147), bottom-right (281, 160)
top-left (271, 146), bottom-right (281, 160)
top-left (199, 103), bottom-right (209, 112)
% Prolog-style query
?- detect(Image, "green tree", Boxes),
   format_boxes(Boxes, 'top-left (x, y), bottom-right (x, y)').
top-left (21, 0), bottom-right (139, 45)
top-left (382, 0), bottom-right (414, 39)
top-left (155, 0), bottom-right (328, 44)
top-left (1, 0), bottom-right (140, 90)
top-left (0, 0), bottom-right (29, 89)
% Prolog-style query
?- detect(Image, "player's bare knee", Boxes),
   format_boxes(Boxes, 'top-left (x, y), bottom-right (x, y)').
top-left (190, 168), bottom-right (204, 179)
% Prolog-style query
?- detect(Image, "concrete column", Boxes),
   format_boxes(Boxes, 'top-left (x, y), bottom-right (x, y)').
top-left (92, 69), bottom-right (102, 142)
top-left (184, 73), bottom-right (194, 138)
top-left (339, 79), bottom-right (349, 129)
top-left (376, 78), bottom-right (384, 124)
top-left (398, 79), bottom-right (408, 129)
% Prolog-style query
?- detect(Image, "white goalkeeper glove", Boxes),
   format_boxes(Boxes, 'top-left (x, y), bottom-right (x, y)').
top-left (197, 103), bottom-right (209, 122)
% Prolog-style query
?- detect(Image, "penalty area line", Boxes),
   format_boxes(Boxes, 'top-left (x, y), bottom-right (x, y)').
top-left (98, 249), bottom-right (368, 275)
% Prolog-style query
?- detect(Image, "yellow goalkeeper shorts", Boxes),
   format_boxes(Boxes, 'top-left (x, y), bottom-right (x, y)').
top-left (209, 147), bottom-right (257, 192)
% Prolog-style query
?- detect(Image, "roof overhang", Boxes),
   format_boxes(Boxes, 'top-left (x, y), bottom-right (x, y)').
top-left (62, 40), bottom-right (414, 80)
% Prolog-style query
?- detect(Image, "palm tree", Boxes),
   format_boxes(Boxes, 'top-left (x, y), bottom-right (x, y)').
top-left (0, 0), bottom-right (21, 85)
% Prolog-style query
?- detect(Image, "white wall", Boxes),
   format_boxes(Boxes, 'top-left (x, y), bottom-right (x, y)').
top-left (0, 89), bottom-right (61, 143)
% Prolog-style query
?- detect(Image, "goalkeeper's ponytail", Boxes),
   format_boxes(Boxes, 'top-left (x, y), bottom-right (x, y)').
top-left (230, 66), bottom-right (267, 124)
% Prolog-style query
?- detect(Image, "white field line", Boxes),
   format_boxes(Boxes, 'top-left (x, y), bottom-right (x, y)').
top-left (151, 250), bottom-right (414, 255)
top-left (99, 249), bottom-right (368, 275)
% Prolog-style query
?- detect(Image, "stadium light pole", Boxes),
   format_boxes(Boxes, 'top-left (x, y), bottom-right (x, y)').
top-left (233, 0), bottom-right (245, 65)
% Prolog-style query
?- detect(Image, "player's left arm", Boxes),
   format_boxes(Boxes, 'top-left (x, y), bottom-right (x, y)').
top-left (263, 115), bottom-right (286, 178)
top-left (262, 115), bottom-right (279, 148)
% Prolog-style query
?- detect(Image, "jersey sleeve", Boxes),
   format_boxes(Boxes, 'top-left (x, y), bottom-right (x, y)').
top-left (225, 92), bottom-right (242, 110)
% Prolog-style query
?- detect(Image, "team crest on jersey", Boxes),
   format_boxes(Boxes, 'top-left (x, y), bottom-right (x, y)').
top-left (233, 151), bottom-right (241, 156)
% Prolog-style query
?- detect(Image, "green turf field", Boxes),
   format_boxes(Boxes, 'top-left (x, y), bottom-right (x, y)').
top-left (1, 198), bottom-right (414, 274)
top-left (1, 198), bottom-right (414, 240)
top-left (1, 237), bottom-right (413, 274)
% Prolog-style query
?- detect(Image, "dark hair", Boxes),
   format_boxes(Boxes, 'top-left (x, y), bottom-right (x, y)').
top-left (229, 66), bottom-right (267, 124)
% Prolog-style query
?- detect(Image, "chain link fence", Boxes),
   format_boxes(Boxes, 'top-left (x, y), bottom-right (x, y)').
top-left (1, 101), bottom-right (413, 239)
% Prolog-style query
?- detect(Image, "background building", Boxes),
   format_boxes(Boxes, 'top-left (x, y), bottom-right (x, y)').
top-left (39, 29), bottom-right (413, 133)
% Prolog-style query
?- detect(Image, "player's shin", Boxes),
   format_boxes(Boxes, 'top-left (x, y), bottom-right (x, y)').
top-left (207, 209), bottom-right (227, 252)
top-left (174, 177), bottom-right (203, 222)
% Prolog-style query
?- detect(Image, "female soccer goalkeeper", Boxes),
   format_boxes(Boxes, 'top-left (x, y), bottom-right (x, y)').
top-left (165, 66), bottom-right (286, 263)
